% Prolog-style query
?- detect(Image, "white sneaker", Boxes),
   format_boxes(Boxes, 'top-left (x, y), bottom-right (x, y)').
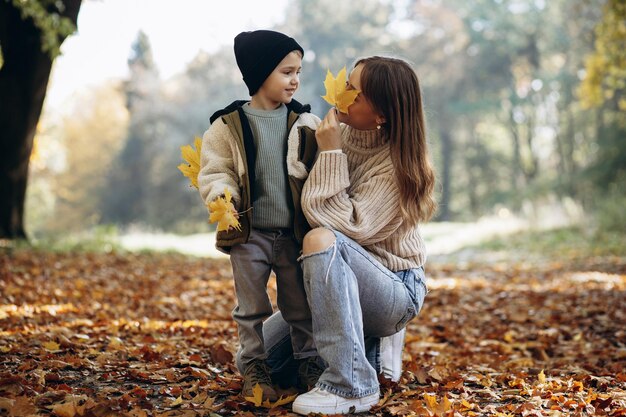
top-left (380, 327), bottom-right (405, 382)
top-left (292, 387), bottom-right (379, 415)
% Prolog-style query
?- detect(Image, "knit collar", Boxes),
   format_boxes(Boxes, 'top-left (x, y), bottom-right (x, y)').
top-left (344, 125), bottom-right (388, 150)
top-left (242, 102), bottom-right (287, 118)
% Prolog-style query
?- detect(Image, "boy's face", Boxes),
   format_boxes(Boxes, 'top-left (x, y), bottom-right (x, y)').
top-left (255, 51), bottom-right (302, 108)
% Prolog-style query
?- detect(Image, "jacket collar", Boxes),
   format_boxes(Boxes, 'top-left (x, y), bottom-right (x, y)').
top-left (210, 99), bottom-right (310, 124)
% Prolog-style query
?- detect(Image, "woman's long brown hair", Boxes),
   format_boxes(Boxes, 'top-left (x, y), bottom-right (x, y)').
top-left (356, 56), bottom-right (437, 224)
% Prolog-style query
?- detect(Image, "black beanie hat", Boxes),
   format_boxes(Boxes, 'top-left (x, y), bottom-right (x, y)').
top-left (234, 30), bottom-right (304, 96)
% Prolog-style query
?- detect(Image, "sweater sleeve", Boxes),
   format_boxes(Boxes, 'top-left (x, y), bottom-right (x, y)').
top-left (302, 152), bottom-right (403, 246)
top-left (198, 119), bottom-right (241, 208)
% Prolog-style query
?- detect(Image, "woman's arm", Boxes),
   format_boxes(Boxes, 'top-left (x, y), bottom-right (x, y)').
top-left (302, 151), bottom-right (403, 246)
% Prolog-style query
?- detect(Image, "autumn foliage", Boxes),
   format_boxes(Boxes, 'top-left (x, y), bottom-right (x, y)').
top-left (1, 249), bottom-right (625, 416)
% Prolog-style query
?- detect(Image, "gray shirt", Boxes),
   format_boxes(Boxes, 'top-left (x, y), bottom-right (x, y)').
top-left (242, 103), bottom-right (293, 229)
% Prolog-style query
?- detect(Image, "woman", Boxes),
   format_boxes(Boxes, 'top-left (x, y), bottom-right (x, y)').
top-left (291, 55), bottom-right (437, 415)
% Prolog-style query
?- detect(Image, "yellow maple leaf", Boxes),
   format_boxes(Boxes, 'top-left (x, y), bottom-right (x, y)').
top-left (423, 393), bottom-right (451, 414)
top-left (207, 188), bottom-right (241, 232)
top-left (244, 383), bottom-right (264, 406)
top-left (423, 393), bottom-right (438, 410)
top-left (178, 136), bottom-right (202, 189)
top-left (170, 395), bottom-right (183, 406)
top-left (460, 398), bottom-right (476, 411)
top-left (321, 67), bottom-right (360, 114)
top-left (441, 395), bottom-right (452, 412)
top-left (244, 383), bottom-right (297, 409)
top-left (270, 393), bottom-right (298, 408)
top-left (52, 401), bottom-right (77, 417)
top-left (43, 341), bottom-right (60, 351)
top-left (538, 369), bottom-right (546, 383)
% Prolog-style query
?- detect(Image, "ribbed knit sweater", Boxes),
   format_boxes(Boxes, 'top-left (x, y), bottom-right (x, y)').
top-left (242, 103), bottom-right (292, 229)
top-left (301, 126), bottom-right (427, 271)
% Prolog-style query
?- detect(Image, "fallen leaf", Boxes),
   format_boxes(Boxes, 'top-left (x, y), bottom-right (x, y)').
top-left (10, 400), bottom-right (40, 417)
top-left (244, 383), bottom-right (264, 407)
top-left (269, 393), bottom-right (298, 408)
top-left (209, 342), bottom-right (234, 366)
top-left (0, 398), bottom-right (14, 412)
top-left (127, 408), bottom-right (149, 417)
top-left (43, 341), bottom-right (61, 351)
top-left (51, 402), bottom-right (76, 417)
top-left (538, 369), bottom-right (546, 384)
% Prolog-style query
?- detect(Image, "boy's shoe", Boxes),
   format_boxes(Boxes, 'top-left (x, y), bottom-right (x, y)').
top-left (380, 327), bottom-right (406, 382)
top-left (242, 359), bottom-right (278, 402)
top-left (297, 356), bottom-right (325, 390)
top-left (292, 387), bottom-right (379, 415)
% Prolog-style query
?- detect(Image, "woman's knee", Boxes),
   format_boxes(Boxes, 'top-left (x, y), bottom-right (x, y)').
top-left (302, 227), bottom-right (336, 255)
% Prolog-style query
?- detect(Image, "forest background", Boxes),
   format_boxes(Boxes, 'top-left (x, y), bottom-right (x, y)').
top-left (13, 0), bottom-right (624, 253)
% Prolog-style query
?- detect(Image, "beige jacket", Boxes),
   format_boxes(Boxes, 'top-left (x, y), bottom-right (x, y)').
top-left (199, 100), bottom-right (320, 252)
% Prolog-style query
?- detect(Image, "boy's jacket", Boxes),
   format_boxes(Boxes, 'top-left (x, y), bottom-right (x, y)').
top-left (199, 99), bottom-right (320, 253)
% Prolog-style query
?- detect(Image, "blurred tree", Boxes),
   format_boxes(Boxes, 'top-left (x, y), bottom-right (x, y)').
top-left (152, 48), bottom-right (247, 231)
top-left (101, 32), bottom-right (161, 226)
top-left (400, 1), bottom-right (480, 219)
top-left (99, 38), bottom-right (244, 231)
top-left (579, 0), bottom-right (626, 204)
top-left (280, 0), bottom-right (394, 115)
top-left (0, 0), bottom-right (82, 239)
top-left (50, 84), bottom-right (129, 233)
top-left (579, 0), bottom-right (626, 111)
top-left (401, 0), bottom-right (607, 219)
top-left (544, 0), bottom-right (604, 198)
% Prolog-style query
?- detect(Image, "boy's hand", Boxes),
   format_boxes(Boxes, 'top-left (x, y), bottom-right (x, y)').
top-left (315, 109), bottom-right (342, 152)
top-left (208, 189), bottom-right (241, 232)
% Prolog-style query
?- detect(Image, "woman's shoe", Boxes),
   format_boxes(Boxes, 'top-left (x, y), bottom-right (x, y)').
top-left (380, 327), bottom-right (405, 382)
top-left (292, 387), bottom-right (379, 415)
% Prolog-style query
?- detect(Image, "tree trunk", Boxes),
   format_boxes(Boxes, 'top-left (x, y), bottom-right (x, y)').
top-left (465, 121), bottom-right (479, 216)
top-left (0, 0), bottom-right (82, 239)
top-left (438, 111), bottom-right (453, 221)
top-left (522, 109), bottom-right (538, 183)
top-left (508, 107), bottom-right (522, 191)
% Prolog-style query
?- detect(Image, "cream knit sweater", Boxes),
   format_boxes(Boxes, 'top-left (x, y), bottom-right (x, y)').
top-left (301, 125), bottom-right (427, 271)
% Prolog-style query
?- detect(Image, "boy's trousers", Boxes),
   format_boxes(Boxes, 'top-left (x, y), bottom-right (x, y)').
top-left (229, 228), bottom-right (316, 371)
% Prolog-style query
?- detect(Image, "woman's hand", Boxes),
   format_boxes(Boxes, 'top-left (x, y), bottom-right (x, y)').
top-left (315, 108), bottom-right (342, 151)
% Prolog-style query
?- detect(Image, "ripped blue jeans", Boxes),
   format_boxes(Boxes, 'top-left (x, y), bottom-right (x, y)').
top-left (256, 230), bottom-right (427, 398)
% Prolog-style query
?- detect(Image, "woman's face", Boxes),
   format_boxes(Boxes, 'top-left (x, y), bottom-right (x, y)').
top-left (337, 64), bottom-right (383, 130)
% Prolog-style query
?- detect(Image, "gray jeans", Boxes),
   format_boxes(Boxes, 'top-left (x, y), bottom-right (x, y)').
top-left (230, 228), bottom-right (315, 371)
top-left (260, 230), bottom-right (427, 397)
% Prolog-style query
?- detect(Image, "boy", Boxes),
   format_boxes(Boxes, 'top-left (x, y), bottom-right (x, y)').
top-left (198, 30), bottom-right (321, 401)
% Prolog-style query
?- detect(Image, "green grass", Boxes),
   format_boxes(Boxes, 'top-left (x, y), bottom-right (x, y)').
top-left (476, 226), bottom-right (626, 259)
top-left (2, 225), bottom-right (122, 254)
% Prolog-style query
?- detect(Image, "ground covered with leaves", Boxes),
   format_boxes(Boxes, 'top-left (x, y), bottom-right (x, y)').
top-left (1, 248), bottom-right (625, 416)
